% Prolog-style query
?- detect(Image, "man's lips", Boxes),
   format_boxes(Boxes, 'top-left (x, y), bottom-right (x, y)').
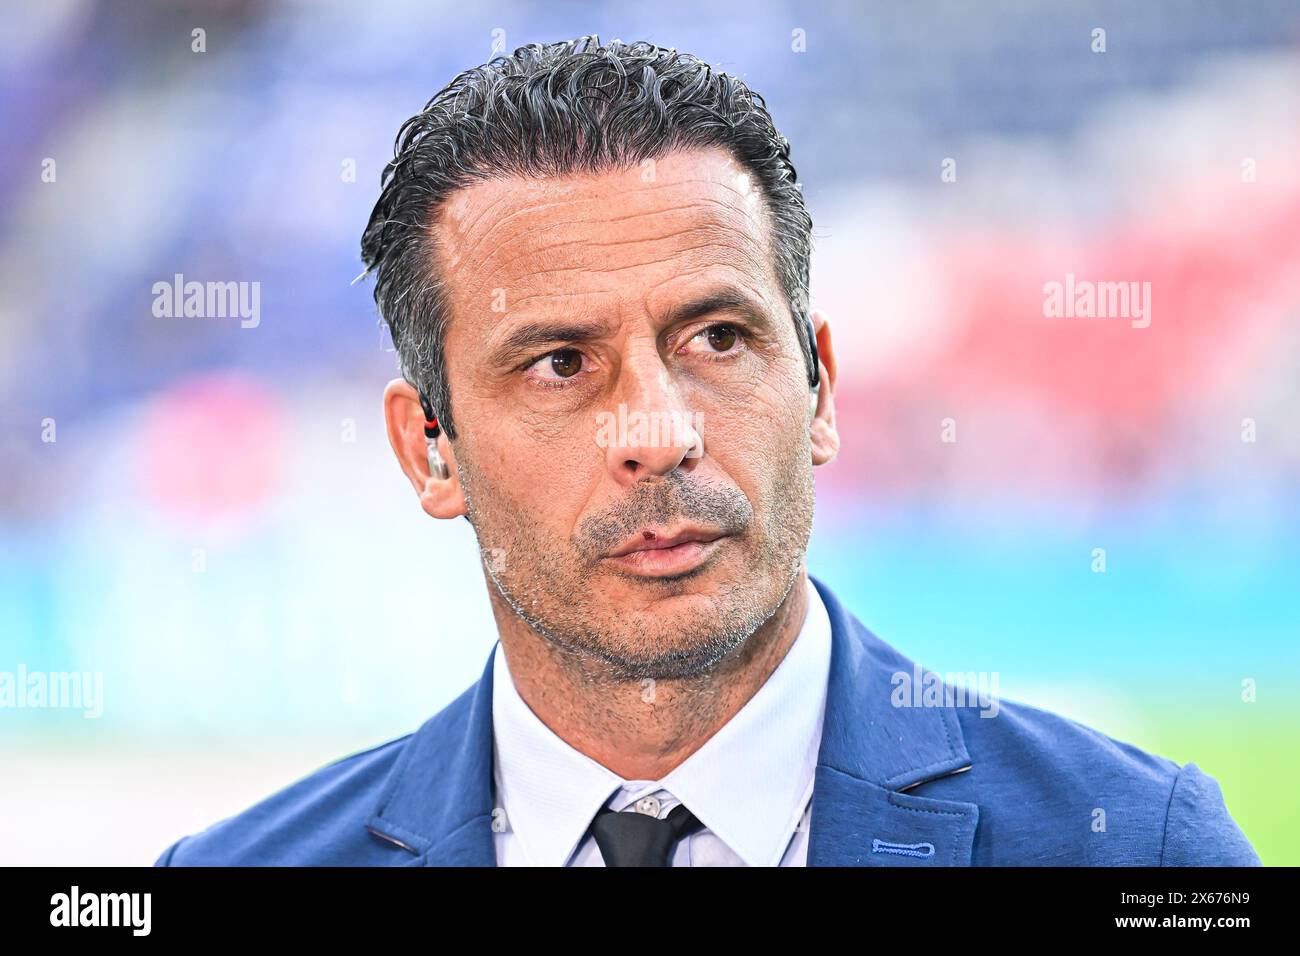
top-left (603, 526), bottom-right (727, 559)
top-left (600, 526), bottom-right (730, 577)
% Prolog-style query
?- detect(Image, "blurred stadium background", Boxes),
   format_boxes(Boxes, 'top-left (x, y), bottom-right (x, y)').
top-left (1, 0), bottom-right (1296, 865)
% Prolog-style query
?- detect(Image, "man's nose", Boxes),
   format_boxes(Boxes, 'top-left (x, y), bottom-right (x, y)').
top-left (600, 352), bottom-right (704, 485)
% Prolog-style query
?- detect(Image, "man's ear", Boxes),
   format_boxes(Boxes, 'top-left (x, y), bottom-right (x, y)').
top-left (383, 378), bottom-right (467, 519)
top-left (808, 309), bottom-right (840, 467)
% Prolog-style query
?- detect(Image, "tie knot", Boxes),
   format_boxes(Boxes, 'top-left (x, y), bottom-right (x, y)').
top-left (588, 801), bottom-right (704, 867)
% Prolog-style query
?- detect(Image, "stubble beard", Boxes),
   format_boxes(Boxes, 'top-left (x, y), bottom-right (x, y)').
top-left (457, 442), bottom-right (815, 684)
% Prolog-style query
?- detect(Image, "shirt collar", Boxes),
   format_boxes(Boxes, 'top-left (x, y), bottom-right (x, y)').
top-left (490, 575), bottom-right (833, 866)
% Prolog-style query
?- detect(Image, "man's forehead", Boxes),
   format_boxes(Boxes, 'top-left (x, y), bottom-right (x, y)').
top-left (432, 147), bottom-right (773, 304)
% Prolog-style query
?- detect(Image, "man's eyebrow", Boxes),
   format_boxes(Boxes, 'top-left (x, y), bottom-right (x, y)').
top-left (662, 288), bottom-right (777, 330)
top-left (484, 289), bottom-right (777, 369)
top-left (485, 319), bottom-right (610, 368)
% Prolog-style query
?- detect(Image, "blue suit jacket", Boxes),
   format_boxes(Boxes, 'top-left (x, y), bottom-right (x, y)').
top-left (155, 575), bottom-right (1261, 866)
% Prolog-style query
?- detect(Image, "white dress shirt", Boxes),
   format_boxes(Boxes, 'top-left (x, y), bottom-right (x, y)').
top-left (490, 576), bottom-right (832, 866)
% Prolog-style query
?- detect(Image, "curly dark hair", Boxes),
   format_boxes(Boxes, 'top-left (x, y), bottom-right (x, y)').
top-left (359, 35), bottom-right (816, 441)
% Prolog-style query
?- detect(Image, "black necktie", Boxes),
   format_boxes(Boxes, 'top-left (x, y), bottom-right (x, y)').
top-left (588, 802), bottom-right (704, 866)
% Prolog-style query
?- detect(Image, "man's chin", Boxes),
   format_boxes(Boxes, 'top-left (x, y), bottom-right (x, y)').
top-left (585, 632), bottom-right (744, 682)
top-left (575, 592), bottom-right (768, 680)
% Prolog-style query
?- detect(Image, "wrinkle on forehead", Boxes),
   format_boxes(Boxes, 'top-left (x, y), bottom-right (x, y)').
top-left (432, 148), bottom-right (776, 306)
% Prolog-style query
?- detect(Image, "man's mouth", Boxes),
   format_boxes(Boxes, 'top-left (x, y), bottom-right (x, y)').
top-left (601, 525), bottom-right (729, 577)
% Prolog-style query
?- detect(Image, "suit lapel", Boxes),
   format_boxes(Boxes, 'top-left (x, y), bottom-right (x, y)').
top-left (806, 575), bottom-right (979, 866)
top-left (364, 644), bottom-right (499, 866)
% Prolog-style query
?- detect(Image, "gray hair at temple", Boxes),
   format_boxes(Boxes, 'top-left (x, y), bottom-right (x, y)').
top-left (359, 35), bottom-right (816, 442)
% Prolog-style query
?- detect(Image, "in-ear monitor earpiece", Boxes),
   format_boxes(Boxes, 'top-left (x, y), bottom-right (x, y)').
top-left (418, 391), bottom-right (450, 480)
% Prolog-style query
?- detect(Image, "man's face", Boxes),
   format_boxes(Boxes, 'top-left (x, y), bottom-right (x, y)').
top-left (431, 147), bottom-right (820, 681)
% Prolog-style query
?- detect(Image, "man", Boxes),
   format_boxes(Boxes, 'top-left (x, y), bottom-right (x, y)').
top-left (155, 36), bottom-right (1259, 867)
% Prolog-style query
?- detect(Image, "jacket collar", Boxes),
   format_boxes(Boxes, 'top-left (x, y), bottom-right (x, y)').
top-left (364, 646), bottom-right (499, 865)
top-left (365, 573), bottom-right (978, 866)
top-left (804, 575), bottom-right (978, 865)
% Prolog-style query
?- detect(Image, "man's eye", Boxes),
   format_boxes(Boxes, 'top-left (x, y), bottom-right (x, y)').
top-left (527, 347), bottom-right (585, 380)
top-left (682, 323), bottom-right (744, 355)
